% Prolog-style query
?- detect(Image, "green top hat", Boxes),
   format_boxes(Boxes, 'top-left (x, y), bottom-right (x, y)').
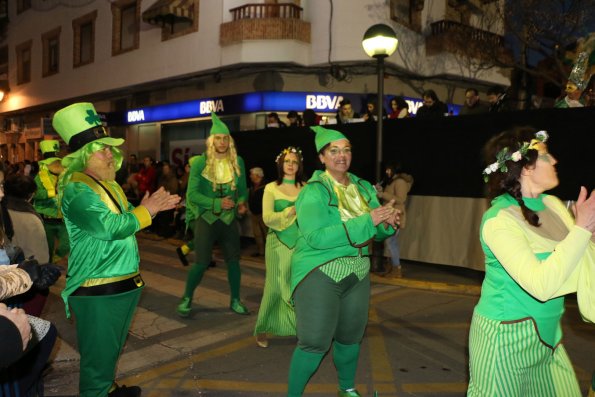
top-left (209, 112), bottom-right (230, 135)
top-left (310, 126), bottom-right (348, 152)
top-left (39, 139), bottom-right (61, 164)
top-left (52, 103), bottom-right (124, 155)
top-left (40, 140), bottom-right (60, 155)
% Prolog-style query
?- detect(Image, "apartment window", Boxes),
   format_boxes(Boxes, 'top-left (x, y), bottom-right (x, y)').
top-left (16, 40), bottom-right (32, 85)
top-left (17, 0), bottom-right (31, 14)
top-left (390, 0), bottom-right (422, 31)
top-left (112, 0), bottom-right (140, 55)
top-left (42, 27), bottom-right (61, 77)
top-left (73, 10), bottom-right (97, 68)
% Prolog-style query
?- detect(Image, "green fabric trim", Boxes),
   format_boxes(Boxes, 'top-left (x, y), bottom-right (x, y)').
top-left (319, 256), bottom-right (370, 282)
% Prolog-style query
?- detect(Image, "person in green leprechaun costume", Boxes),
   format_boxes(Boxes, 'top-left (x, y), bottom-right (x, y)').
top-left (287, 126), bottom-right (399, 397)
top-left (176, 112), bottom-right (249, 317)
top-left (33, 139), bottom-right (70, 262)
top-left (53, 102), bottom-right (180, 397)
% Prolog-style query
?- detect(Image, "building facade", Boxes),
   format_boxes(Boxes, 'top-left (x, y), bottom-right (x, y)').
top-left (0, 0), bottom-right (509, 163)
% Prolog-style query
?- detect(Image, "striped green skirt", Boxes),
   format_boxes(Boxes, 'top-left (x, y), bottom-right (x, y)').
top-left (254, 232), bottom-right (296, 336)
top-left (468, 311), bottom-right (581, 397)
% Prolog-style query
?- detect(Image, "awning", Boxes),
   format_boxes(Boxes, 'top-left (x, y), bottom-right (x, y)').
top-left (142, 0), bottom-right (194, 28)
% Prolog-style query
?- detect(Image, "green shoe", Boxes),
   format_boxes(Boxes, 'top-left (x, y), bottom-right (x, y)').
top-left (337, 389), bottom-right (362, 397)
top-left (176, 297), bottom-right (192, 317)
top-left (230, 299), bottom-right (250, 315)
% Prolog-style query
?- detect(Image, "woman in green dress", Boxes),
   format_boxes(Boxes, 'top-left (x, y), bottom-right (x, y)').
top-left (254, 146), bottom-right (306, 348)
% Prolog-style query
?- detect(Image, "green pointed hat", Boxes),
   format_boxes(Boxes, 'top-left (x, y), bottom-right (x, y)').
top-left (209, 112), bottom-right (230, 135)
top-left (52, 103), bottom-right (124, 158)
top-left (310, 126), bottom-right (348, 152)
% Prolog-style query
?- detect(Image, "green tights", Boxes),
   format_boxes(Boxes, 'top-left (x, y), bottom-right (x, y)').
top-left (287, 341), bottom-right (360, 397)
top-left (183, 260), bottom-right (242, 301)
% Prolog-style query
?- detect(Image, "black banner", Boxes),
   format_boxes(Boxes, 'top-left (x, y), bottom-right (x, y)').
top-left (232, 107), bottom-right (594, 200)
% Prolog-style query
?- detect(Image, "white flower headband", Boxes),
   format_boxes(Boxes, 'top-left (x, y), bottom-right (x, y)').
top-left (483, 130), bottom-right (549, 182)
top-left (275, 146), bottom-right (303, 163)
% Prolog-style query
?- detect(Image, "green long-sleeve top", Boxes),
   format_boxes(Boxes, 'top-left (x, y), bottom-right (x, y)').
top-left (60, 172), bottom-right (152, 317)
top-left (33, 163), bottom-right (61, 218)
top-left (186, 154), bottom-right (248, 225)
top-left (290, 170), bottom-right (395, 293)
top-left (475, 193), bottom-right (595, 348)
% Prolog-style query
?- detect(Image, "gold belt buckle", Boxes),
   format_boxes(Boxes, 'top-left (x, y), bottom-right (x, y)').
top-left (133, 275), bottom-right (144, 287)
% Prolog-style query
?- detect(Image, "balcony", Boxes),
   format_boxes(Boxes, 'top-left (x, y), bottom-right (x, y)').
top-left (426, 20), bottom-right (512, 63)
top-left (220, 3), bottom-right (310, 46)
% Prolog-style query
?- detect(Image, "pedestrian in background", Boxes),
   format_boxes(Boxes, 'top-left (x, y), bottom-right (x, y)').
top-left (249, 167), bottom-right (267, 257)
top-left (376, 162), bottom-right (413, 277)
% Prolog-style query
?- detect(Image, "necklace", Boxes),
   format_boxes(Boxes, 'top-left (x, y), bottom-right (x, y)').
top-left (282, 178), bottom-right (295, 184)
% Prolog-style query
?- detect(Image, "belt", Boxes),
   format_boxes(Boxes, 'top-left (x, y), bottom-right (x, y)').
top-left (71, 273), bottom-right (144, 296)
top-left (41, 215), bottom-right (63, 224)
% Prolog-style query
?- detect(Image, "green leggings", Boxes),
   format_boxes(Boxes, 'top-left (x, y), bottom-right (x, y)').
top-left (183, 217), bottom-right (242, 301)
top-left (287, 270), bottom-right (370, 396)
top-left (44, 221), bottom-right (70, 259)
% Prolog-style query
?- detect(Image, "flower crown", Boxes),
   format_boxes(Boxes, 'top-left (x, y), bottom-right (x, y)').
top-left (482, 130), bottom-right (549, 182)
top-left (275, 146), bottom-right (303, 163)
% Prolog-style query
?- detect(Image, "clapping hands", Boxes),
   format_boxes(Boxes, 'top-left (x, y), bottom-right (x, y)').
top-left (370, 199), bottom-right (400, 229)
top-left (141, 187), bottom-right (182, 217)
top-left (574, 186), bottom-right (595, 234)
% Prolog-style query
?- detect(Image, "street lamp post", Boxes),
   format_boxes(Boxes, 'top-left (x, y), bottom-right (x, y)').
top-left (362, 24), bottom-right (398, 183)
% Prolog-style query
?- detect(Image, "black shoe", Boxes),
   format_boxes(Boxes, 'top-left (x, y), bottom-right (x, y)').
top-left (176, 247), bottom-right (189, 267)
top-left (250, 252), bottom-right (262, 257)
top-left (208, 260), bottom-right (216, 268)
top-left (108, 384), bottom-right (141, 397)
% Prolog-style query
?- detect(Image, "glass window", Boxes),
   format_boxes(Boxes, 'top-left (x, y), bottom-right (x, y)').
top-left (73, 11), bottom-right (97, 67)
top-left (80, 22), bottom-right (93, 64)
top-left (16, 40), bottom-right (32, 84)
top-left (120, 5), bottom-right (136, 50)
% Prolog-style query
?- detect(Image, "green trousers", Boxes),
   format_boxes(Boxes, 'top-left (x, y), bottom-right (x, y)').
top-left (44, 221), bottom-right (70, 260)
top-left (69, 287), bottom-right (143, 397)
top-left (287, 270), bottom-right (370, 396)
top-left (183, 217), bottom-right (242, 301)
top-left (468, 311), bottom-right (581, 396)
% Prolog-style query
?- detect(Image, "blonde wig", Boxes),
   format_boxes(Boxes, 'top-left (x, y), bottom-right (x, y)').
top-left (204, 134), bottom-right (241, 191)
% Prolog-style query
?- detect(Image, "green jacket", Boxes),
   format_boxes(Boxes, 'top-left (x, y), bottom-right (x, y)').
top-left (60, 172), bottom-right (151, 317)
top-left (290, 170), bottom-right (395, 293)
top-left (186, 154), bottom-right (248, 225)
top-left (33, 164), bottom-right (61, 218)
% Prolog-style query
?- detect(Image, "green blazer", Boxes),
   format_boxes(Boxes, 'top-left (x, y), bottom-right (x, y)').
top-left (290, 170), bottom-right (395, 293)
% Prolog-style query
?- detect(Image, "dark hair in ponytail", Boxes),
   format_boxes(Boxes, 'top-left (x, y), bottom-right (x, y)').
top-left (483, 126), bottom-right (541, 226)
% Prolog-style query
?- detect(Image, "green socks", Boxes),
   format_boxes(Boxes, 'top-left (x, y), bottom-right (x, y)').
top-left (227, 261), bottom-right (241, 300)
top-left (287, 347), bottom-right (325, 397)
top-left (333, 341), bottom-right (360, 391)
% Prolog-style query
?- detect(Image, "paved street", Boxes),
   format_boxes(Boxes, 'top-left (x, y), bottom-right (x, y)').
top-left (40, 234), bottom-right (595, 397)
